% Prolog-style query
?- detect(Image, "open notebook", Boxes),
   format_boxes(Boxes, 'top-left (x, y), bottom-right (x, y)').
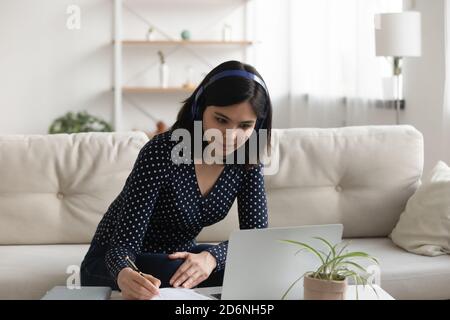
top-left (151, 288), bottom-right (212, 300)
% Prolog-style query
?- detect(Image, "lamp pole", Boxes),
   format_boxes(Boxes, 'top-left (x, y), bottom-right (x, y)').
top-left (393, 56), bottom-right (402, 125)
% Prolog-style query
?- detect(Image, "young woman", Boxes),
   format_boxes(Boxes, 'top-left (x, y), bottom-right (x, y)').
top-left (80, 60), bottom-right (272, 300)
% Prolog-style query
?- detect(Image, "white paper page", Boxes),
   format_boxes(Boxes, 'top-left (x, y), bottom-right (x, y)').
top-left (151, 288), bottom-right (212, 300)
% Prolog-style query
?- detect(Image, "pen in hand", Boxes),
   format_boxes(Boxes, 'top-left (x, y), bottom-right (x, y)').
top-left (125, 256), bottom-right (161, 298)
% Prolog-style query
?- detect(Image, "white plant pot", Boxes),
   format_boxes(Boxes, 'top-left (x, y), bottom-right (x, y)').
top-left (303, 274), bottom-right (348, 300)
top-left (146, 31), bottom-right (155, 41)
top-left (159, 63), bottom-right (169, 88)
top-left (222, 25), bottom-right (232, 41)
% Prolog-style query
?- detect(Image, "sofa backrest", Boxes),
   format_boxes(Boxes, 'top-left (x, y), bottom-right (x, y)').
top-left (0, 131), bottom-right (149, 244)
top-left (197, 125), bottom-right (424, 240)
top-left (0, 125), bottom-right (423, 244)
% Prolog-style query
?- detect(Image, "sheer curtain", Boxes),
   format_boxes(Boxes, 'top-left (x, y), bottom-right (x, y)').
top-left (443, 0), bottom-right (450, 163)
top-left (288, 0), bottom-right (402, 128)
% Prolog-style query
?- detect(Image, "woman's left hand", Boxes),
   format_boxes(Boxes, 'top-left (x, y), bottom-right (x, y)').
top-left (168, 251), bottom-right (217, 289)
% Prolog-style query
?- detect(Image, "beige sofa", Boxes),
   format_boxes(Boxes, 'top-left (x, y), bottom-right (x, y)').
top-left (1, 125), bottom-right (449, 300)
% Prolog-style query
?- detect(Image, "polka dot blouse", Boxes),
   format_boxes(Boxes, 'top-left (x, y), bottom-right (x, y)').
top-left (92, 130), bottom-right (269, 280)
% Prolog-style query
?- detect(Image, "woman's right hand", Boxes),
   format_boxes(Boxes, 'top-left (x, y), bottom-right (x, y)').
top-left (117, 267), bottom-right (161, 300)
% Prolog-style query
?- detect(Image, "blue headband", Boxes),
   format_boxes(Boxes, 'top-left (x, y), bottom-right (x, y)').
top-left (191, 70), bottom-right (269, 121)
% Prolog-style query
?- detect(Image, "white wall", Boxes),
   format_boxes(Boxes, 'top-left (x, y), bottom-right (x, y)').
top-left (0, 0), bottom-right (289, 134)
top-left (0, 0), bottom-right (113, 134)
top-left (402, 0), bottom-right (446, 176)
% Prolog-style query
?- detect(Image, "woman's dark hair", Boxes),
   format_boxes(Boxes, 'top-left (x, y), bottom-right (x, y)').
top-left (170, 60), bottom-right (272, 170)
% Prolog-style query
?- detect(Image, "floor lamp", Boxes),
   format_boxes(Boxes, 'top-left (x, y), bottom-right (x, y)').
top-left (375, 12), bottom-right (422, 125)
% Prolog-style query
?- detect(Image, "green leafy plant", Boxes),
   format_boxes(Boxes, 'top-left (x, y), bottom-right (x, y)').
top-left (146, 26), bottom-right (155, 41)
top-left (157, 50), bottom-right (165, 64)
top-left (279, 237), bottom-right (379, 300)
top-left (48, 111), bottom-right (112, 134)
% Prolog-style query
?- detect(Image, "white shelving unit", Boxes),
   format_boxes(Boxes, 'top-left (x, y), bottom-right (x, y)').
top-left (112, 0), bottom-right (257, 132)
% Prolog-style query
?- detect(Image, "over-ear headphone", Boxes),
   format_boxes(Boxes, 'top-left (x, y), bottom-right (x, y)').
top-left (191, 69), bottom-right (269, 129)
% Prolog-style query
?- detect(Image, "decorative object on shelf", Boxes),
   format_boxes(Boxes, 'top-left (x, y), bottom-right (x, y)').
top-left (155, 120), bottom-right (168, 133)
top-left (146, 26), bottom-right (155, 41)
top-left (375, 11), bottom-right (422, 124)
top-left (180, 29), bottom-right (191, 41)
top-left (48, 111), bottom-right (112, 134)
top-left (182, 65), bottom-right (196, 90)
top-left (279, 237), bottom-right (379, 300)
top-left (136, 120), bottom-right (168, 139)
top-left (222, 23), bottom-right (232, 41)
top-left (157, 50), bottom-right (169, 88)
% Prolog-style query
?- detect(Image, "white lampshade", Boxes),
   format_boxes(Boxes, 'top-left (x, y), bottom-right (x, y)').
top-left (375, 11), bottom-right (422, 57)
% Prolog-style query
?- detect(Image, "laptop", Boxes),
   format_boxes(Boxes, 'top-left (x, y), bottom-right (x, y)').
top-left (202, 224), bottom-right (343, 300)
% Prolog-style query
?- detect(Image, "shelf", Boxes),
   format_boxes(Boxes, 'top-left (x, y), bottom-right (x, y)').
top-left (122, 86), bottom-right (196, 93)
top-left (118, 40), bottom-right (254, 46)
top-left (113, 0), bottom-right (256, 131)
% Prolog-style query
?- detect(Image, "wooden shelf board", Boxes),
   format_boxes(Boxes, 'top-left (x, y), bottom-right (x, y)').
top-left (122, 86), bottom-right (195, 93)
top-left (117, 40), bottom-right (254, 46)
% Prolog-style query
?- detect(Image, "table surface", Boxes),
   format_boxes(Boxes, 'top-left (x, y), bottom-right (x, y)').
top-left (110, 284), bottom-right (394, 300)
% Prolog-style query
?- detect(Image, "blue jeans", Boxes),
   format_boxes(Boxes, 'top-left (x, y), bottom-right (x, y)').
top-left (80, 241), bottom-right (224, 291)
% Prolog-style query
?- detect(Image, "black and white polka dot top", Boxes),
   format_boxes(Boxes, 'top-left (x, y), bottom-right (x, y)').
top-left (92, 129), bottom-right (269, 280)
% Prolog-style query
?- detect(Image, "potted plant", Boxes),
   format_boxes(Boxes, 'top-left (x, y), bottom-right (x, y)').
top-left (280, 237), bottom-right (379, 300)
top-left (146, 26), bottom-right (155, 41)
top-left (48, 111), bottom-right (112, 134)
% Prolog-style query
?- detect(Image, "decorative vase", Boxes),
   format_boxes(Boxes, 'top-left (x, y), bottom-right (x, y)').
top-left (146, 27), bottom-right (155, 41)
top-left (182, 65), bottom-right (195, 89)
top-left (303, 274), bottom-right (348, 300)
top-left (159, 63), bottom-right (169, 88)
top-left (222, 24), bottom-right (232, 41)
top-left (181, 29), bottom-right (191, 41)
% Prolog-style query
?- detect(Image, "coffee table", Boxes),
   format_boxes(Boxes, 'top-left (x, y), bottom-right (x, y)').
top-left (110, 284), bottom-right (394, 300)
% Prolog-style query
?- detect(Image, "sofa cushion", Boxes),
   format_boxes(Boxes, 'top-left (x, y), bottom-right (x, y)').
top-left (347, 238), bottom-right (450, 300)
top-left (0, 131), bottom-right (149, 245)
top-left (0, 244), bottom-right (89, 299)
top-left (390, 161), bottom-right (450, 256)
top-left (197, 125), bottom-right (424, 241)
